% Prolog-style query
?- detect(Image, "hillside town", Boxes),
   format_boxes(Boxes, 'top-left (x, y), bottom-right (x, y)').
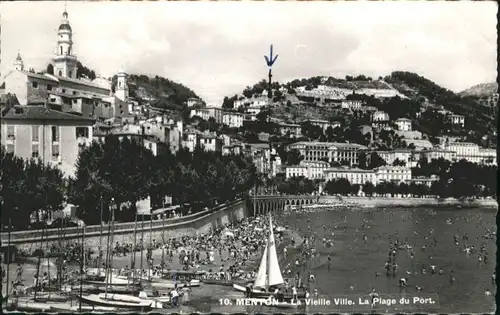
top-left (0, 8), bottom-right (496, 189)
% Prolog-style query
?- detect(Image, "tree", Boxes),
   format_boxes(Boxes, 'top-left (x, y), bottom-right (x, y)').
top-left (350, 184), bottom-right (361, 195)
top-left (1, 148), bottom-right (66, 229)
top-left (358, 151), bottom-right (368, 169)
top-left (286, 149), bottom-right (304, 166)
top-left (392, 158), bottom-right (406, 167)
top-left (368, 152), bottom-right (387, 169)
top-left (256, 109), bottom-right (270, 123)
top-left (324, 178), bottom-right (351, 195)
top-left (363, 182), bottom-right (375, 196)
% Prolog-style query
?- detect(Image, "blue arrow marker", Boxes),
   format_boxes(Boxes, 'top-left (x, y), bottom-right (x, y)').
top-left (264, 44), bottom-right (278, 67)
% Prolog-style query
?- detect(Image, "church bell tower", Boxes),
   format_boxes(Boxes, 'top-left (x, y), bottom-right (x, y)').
top-left (115, 68), bottom-right (129, 102)
top-left (52, 10), bottom-right (78, 78)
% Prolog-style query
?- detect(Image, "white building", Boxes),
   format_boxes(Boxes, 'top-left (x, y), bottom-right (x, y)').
top-left (323, 165), bottom-right (411, 185)
top-left (375, 166), bottom-right (412, 183)
top-left (372, 111), bottom-right (390, 122)
top-left (187, 97), bottom-right (203, 108)
top-left (376, 149), bottom-right (415, 166)
top-left (444, 142), bottom-right (497, 165)
top-left (395, 118), bottom-right (412, 131)
top-left (450, 114), bottom-right (465, 127)
top-left (341, 100), bottom-right (362, 110)
top-left (222, 112), bottom-right (244, 128)
top-left (324, 167), bottom-right (376, 185)
top-left (287, 141), bottom-right (367, 166)
top-left (279, 123), bottom-right (302, 138)
top-left (285, 160), bottom-right (329, 180)
top-left (3, 10), bottom-right (129, 119)
top-left (417, 149), bottom-right (457, 163)
top-left (190, 108), bottom-right (210, 120)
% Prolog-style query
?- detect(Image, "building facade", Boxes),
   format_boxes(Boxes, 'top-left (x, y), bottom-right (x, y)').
top-left (279, 123), bottom-right (302, 138)
top-left (395, 118), bottom-right (412, 131)
top-left (199, 134), bottom-right (222, 152)
top-left (444, 142), bottom-right (497, 165)
top-left (3, 9), bottom-right (129, 119)
top-left (1, 105), bottom-right (94, 177)
top-left (288, 141), bottom-right (367, 166)
top-left (222, 112), bottom-right (244, 128)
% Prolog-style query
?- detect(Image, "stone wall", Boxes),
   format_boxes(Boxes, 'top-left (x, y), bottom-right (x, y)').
top-left (3, 199), bottom-right (250, 252)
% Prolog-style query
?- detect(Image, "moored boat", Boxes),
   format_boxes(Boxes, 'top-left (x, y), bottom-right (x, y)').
top-left (78, 294), bottom-right (154, 310)
top-left (7, 300), bottom-right (54, 312)
top-left (33, 292), bottom-right (72, 303)
top-left (203, 278), bottom-right (251, 287)
top-left (233, 214), bottom-right (307, 303)
top-left (150, 279), bottom-right (201, 289)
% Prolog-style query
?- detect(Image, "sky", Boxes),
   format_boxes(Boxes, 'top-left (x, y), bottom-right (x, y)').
top-left (1, 1), bottom-right (497, 105)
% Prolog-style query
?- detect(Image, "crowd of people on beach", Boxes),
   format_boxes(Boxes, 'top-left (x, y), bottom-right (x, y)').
top-left (4, 204), bottom-right (496, 312)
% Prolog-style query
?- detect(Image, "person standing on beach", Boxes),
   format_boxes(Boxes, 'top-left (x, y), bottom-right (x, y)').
top-left (181, 284), bottom-right (191, 305)
top-left (15, 264), bottom-right (23, 284)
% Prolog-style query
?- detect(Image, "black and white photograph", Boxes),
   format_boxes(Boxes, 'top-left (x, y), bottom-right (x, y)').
top-left (0, 1), bottom-right (497, 314)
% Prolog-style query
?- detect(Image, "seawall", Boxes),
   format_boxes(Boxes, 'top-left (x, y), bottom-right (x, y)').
top-left (2, 198), bottom-right (250, 252)
top-left (318, 196), bottom-right (498, 208)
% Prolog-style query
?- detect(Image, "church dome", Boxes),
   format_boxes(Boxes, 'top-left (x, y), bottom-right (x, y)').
top-left (59, 23), bottom-right (72, 31)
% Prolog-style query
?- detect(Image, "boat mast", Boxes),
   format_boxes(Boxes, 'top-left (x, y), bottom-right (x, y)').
top-left (140, 214), bottom-right (144, 285)
top-left (104, 200), bottom-right (114, 298)
top-left (79, 223), bottom-right (85, 312)
top-left (266, 214), bottom-right (271, 291)
top-left (5, 217), bottom-right (11, 306)
top-left (98, 195), bottom-right (104, 276)
top-left (33, 224), bottom-right (45, 300)
top-left (108, 200), bottom-right (116, 292)
top-left (149, 212), bottom-right (153, 281)
top-left (161, 202), bottom-right (165, 275)
top-left (46, 221), bottom-right (50, 286)
top-left (57, 216), bottom-right (64, 290)
top-left (129, 212), bottom-right (138, 292)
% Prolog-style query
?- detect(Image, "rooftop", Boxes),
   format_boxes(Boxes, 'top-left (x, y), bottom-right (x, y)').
top-left (289, 141), bottom-right (367, 149)
top-left (324, 167), bottom-right (374, 173)
top-left (2, 105), bottom-right (95, 122)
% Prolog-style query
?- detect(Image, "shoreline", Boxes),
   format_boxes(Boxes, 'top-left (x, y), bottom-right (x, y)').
top-left (317, 196), bottom-right (498, 209)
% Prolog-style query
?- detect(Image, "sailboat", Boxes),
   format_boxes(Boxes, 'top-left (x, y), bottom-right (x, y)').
top-left (232, 215), bottom-right (303, 308)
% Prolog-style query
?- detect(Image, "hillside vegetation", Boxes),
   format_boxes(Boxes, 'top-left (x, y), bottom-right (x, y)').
top-left (384, 71), bottom-right (496, 134)
top-left (459, 82), bottom-right (498, 98)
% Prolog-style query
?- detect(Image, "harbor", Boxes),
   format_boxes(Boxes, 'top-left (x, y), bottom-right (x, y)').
top-left (2, 204), bottom-right (496, 313)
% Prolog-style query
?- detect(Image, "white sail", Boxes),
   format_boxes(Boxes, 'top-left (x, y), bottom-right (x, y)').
top-left (253, 245), bottom-right (268, 288)
top-left (267, 215), bottom-right (284, 287)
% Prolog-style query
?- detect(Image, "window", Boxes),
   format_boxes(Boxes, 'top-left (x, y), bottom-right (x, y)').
top-left (51, 126), bottom-right (60, 142)
top-left (51, 143), bottom-right (60, 159)
top-left (31, 143), bottom-right (39, 158)
top-left (7, 125), bottom-right (15, 139)
top-left (6, 143), bottom-right (14, 154)
top-left (60, 46), bottom-right (63, 55)
top-left (75, 127), bottom-right (89, 139)
top-left (69, 71), bottom-right (72, 78)
top-left (50, 98), bottom-right (56, 103)
top-left (59, 71), bottom-right (63, 77)
top-left (148, 143), bottom-right (153, 150)
top-left (32, 125), bottom-right (39, 142)
top-left (47, 85), bottom-right (52, 91)
top-left (32, 81), bottom-right (38, 88)
top-left (72, 91), bottom-right (77, 95)
top-left (62, 89), bottom-right (66, 93)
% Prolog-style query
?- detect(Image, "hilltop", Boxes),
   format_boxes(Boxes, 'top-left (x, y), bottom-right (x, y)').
top-left (458, 82), bottom-right (498, 98)
top-left (110, 74), bottom-right (200, 111)
top-left (221, 71), bottom-right (496, 148)
top-left (76, 63), bottom-right (201, 112)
